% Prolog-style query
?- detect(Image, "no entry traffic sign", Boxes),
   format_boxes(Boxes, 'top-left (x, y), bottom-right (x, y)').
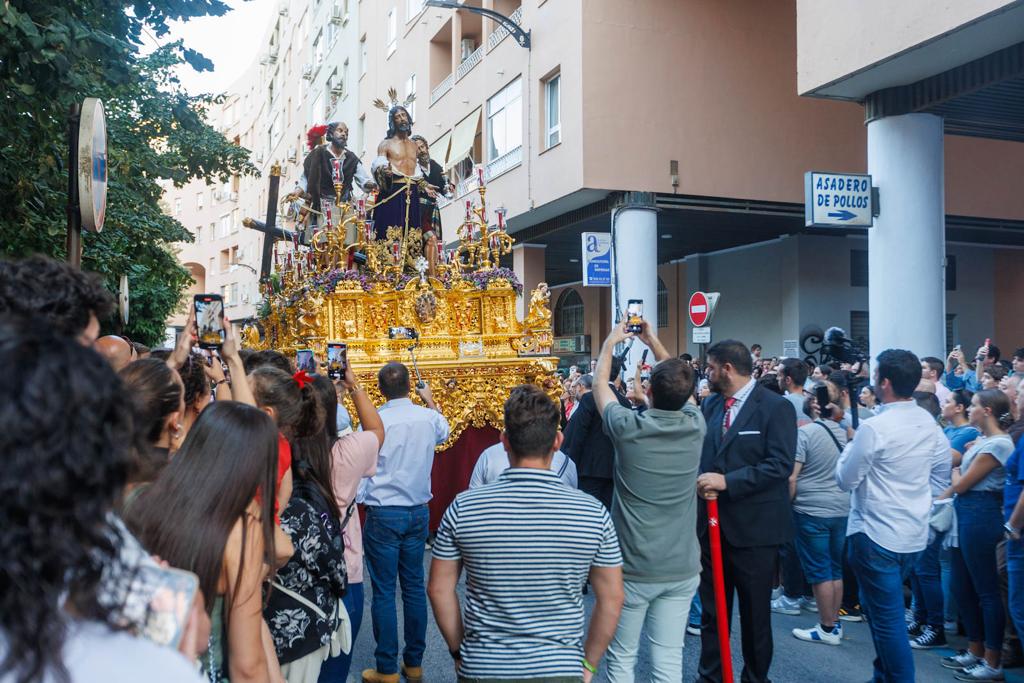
top-left (689, 291), bottom-right (719, 327)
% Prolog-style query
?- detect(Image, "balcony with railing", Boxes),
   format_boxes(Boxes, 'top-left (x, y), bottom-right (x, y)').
top-left (484, 145), bottom-right (522, 181)
top-left (430, 72), bottom-right (454, 105)
top-left (456, 44), bottom-right (484, 82)
top-left (486, 6), bottom-right (523, 52)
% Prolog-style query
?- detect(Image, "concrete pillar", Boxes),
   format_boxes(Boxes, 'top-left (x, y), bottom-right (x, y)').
top-left (867, 113), bottom-right (946, 361)
top-left (611, 192), bottom-right (658, 372)
top-left (512, 243), bottom-right (546, 320)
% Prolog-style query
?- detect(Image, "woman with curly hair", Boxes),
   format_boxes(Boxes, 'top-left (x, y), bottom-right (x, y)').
top-left (127, 401), bottom-right (282, 683)
top-left (0, 317), bottom-right (203, 683)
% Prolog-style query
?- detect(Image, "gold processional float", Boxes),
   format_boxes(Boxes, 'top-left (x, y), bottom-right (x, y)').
top-left (240, 162), bottom-right (559, 449)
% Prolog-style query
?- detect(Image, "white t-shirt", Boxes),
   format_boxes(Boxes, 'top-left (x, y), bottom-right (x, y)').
top-left (0, 621), bottom-right (203, 683)
top-left (469, 444), bottom-right (577, 489)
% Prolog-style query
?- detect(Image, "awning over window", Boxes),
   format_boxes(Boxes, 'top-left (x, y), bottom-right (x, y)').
top-left (444, 106), bottom-right (481, 171)
top-left (431, 129), bottom-right (452, 168)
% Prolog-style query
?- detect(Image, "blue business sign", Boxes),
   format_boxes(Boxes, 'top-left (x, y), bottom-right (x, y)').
top-left (582, 232), bottom-right (612, 287)
top-left (804, 171), bottom-right (874, 228)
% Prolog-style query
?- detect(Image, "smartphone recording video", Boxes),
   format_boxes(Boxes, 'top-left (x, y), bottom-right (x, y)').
top-left (626, 299), bottom-right (644, 334)
top-left (194, 294), bottom-right (225, 349)
top-left (815, 385), bottom-right (831, 415)
top-left (327, 342), bottom-right (348, 380)
top-left (388, 326), bottom-right (417, 340)
top-left (295, 348), bottom-right (315, 374)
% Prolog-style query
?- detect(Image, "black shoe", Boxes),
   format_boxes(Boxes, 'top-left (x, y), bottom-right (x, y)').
top-left (910, 625), bottom-right (946, 650)
top-left (906, 620), bottom-right (923, 637)
top-left (839, 605), bottom-right (863, 622)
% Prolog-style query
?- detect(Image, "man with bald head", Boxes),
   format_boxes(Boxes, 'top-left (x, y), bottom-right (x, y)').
top-left (94, 335), bottom-right (136, 371)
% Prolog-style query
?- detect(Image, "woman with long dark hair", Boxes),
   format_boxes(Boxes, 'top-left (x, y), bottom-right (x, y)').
top-left (127, 401), bottom-right (281, 683)
top-left (118, 358), bottom-right (185, 498)
top-left (265, 374), bottom-right (349, 680)
top-left (0, 317), bottom-right (203, 683)
top-left (318, 366), bottom-right (385, 683)
top-left (938, 389), bottom-right (1016, 678)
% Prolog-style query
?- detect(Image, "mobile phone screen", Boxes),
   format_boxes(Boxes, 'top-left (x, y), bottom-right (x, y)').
top-left (194, 295), bottom-right (225, 349)
top-left (815, 386), bottom-right (831, 412)
top-left (296, 349), bottom-right (315, 373)
top-left (327, 342), bottom-right (347, 379)
top-left (137, 565), bottom-right (199, 650)
top-left (626, 299), bottom-right (643, 333)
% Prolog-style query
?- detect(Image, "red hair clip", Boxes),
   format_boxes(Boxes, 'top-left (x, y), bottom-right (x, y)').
top-left (293, 370), bottom-right (313, 389)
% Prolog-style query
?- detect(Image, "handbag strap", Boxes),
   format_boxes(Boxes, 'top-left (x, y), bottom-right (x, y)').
top-left (272, 582), bottom-right (327, 620)
top-left (813, 420), bottom-right (844, 455)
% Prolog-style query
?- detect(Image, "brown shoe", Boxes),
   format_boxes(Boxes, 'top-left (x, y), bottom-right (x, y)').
top-left (361, 670), bottom-right (399, 683)
top-left (401, 663), bottom-right (423, 682)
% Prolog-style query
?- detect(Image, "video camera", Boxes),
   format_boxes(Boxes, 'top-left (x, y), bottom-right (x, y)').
top-left (821, 326), bottom-right (868, 366)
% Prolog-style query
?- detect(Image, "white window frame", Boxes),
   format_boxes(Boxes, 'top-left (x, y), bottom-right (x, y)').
top-left (195, 192), bottom-right (204, 210)
top-left (174, 198), bottom-right (182, 216)
top-left (386, 8), bottom-right (397, 56)
top-left (486, 77), bottom-right (523, 161)
top-left (218, 214), bottom-right (231, 239)
top-left (545, 74), bottom-right (561, 149)
top-left (405, 73), bottom-right (417, 121)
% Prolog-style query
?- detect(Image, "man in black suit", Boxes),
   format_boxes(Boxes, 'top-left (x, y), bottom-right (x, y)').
top-left (562, 355), bottom-right (629, 509)
top-left (695, 339), bottom-right (797, 683)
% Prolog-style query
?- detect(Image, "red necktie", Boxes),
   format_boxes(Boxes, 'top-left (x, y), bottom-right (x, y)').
top-left (723, 397), bottom-right (737, 433)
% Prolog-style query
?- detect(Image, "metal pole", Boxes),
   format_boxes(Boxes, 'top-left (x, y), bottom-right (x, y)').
top-left (66, 102), bottom-right (82, 268)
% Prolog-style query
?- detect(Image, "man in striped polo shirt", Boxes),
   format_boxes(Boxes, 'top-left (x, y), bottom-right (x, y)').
top-left (428, 385), bottom-right (625, 682)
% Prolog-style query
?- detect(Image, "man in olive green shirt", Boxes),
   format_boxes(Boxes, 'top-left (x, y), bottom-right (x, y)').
top-left (592, 321), bottom-right (706, 682)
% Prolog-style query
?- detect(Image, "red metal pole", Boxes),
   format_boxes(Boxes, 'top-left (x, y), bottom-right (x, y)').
top-left (707, 497), bottom-right (734, 682)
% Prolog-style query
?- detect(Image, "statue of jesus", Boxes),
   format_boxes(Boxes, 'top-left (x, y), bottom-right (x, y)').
top-left (369, 90), bottom-right (440, 275)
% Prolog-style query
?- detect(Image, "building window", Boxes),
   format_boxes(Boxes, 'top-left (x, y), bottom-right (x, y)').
top-left (196, 192), bottom-right (204, 210)
top-left (946, 254), bottom-right (957, 291)
top-left (487, 77), bottom-right (522, 161)
top-left (313, 30), bottom-right (323, 67)
top-left (208, 222), bottom-right (215, 242)
top-left (850, 249), bottom-right (868, 287)
top-left (195, 225), bottom-right (203, 244)
top-left (555, 289), bottom-right (584, 337)
top-left (407, 0), bottom-right (424, 21)
top-left (220, 284), bottom-right (232, 306)
top-left (405, 73), bottom-right (416, 121)
top-left (218, 215), bottom-right (231, 239)
top-left (231, 209), bottom-right (240, 234)
top-left (657, 277), bottom-right (668, 328)
top-left (174, 198), bottom-right (182, 216)
top-left (387, 8), bottom-right (397, 55)
top-left (219, 249), bottom-right (230, 273)
top-left (850, 311), bottom-right (869, 351)
top-left (544, 73), bottom-right (561, 149)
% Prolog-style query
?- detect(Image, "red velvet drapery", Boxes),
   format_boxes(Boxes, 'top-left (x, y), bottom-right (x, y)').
top-left (428, 426), bottom-right (500, 531)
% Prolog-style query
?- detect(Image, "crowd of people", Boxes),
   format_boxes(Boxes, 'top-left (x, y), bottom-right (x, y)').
top-left (3, 253), bottom-right (1024, 683)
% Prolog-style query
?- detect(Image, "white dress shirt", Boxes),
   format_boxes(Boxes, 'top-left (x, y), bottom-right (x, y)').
top-left (360, 398), bottom-right (450, 507)
top-left (468, 444), bottom-right (578, 489)
top-left (725, 377), bottom-right (757, 429)
top-left (835, 400), bottom-right (951, 553)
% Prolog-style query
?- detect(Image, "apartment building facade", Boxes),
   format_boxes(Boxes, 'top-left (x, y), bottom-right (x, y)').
top-left (164, 0), bottom-right (1024, 368)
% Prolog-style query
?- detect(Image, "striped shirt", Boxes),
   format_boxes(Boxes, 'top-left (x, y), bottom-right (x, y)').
top-left (432, 468), bottom-right (622, 679)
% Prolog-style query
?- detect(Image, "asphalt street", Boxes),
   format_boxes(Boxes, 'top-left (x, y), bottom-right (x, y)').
top-left (344, 551), bottom-right (1024, 682)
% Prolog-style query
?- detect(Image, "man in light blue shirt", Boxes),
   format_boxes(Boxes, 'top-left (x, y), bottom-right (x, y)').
top-left (361, 362), bottom-right (449, 683)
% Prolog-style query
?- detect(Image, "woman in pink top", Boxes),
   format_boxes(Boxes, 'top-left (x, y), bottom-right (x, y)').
top-left (318, 363), bottom-right (385, 683)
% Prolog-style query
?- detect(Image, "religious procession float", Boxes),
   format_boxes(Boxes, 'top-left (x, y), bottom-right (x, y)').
top-left (241, 89), bottom-right (558, 451)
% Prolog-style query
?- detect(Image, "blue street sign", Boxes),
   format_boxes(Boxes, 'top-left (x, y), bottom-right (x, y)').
top-left (805, 171), bottom-right (874, 228)
top-left (582, 232), bottom-right (611, 287)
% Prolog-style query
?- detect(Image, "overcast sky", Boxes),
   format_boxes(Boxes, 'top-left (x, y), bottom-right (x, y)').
top-left (142, 0), bottom-right (275, 95)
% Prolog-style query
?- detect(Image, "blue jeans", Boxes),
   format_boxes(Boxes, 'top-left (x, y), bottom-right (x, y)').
top-left (364, 505), bottom-right (429, 674)
top-left (688, 591), bottom-right (702, 626)
top-left (952, 492), bottom-right (1005, 651)
top-left (317, 582), bottom-right (365, 683)
top-left (848, 533), bottom-right (920, 683)
top-left (793, 513), bottom-right (847, 584)
top-left (911, 530), bottom-right (946, 628)
top-left (1006, 538), bottom-right (1024, 637)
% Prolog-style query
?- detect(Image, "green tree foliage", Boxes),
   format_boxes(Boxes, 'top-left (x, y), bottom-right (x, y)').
top-left (0, 1), bottom-right (257, 345)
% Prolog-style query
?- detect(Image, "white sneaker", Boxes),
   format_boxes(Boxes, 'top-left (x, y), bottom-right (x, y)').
top-left (942, 650), bottom-right (983, 670)
top-left (771, 595), bottom-right (801, 616)
top-left (954, 663), bottom-right (1005, 681)
top-left (792, 623), bottom-right (841, 646)
top-left (771, 585), bottom-right (783, 601)
top-left (800, 596), bottom-right (818, 612)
